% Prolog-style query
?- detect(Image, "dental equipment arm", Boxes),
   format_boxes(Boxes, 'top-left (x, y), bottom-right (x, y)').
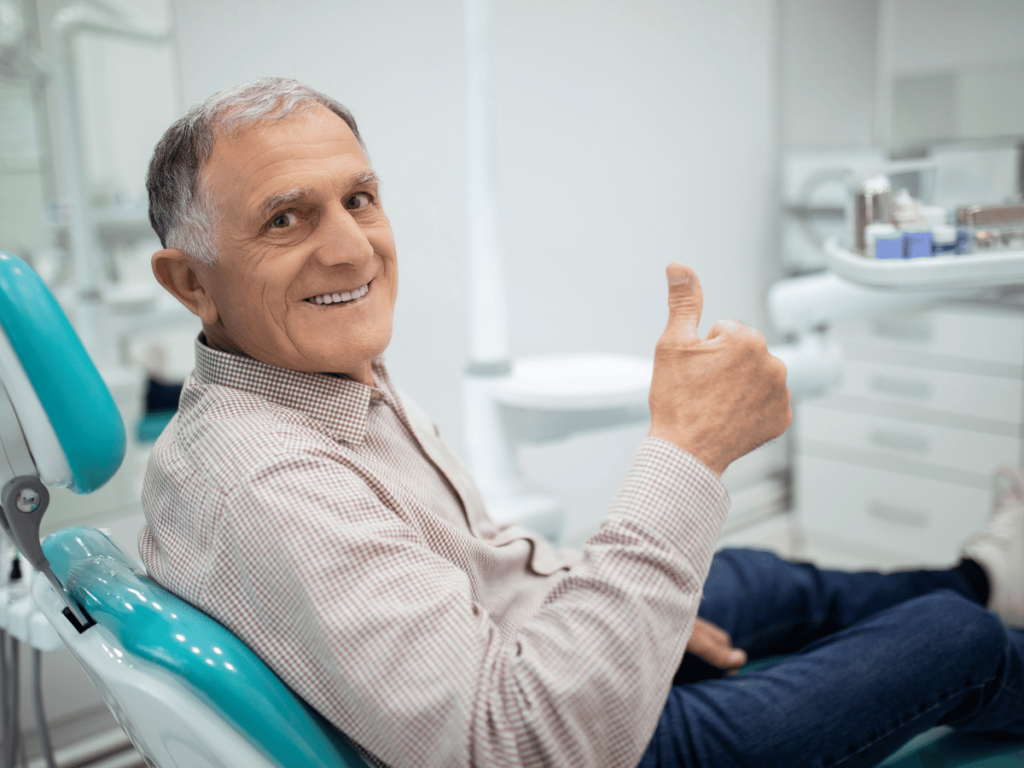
top-left (767, 270), bottom-right (976, 338)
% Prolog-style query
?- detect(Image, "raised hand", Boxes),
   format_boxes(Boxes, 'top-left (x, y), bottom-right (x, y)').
top-left (648, 263), bottom-right (791, 475)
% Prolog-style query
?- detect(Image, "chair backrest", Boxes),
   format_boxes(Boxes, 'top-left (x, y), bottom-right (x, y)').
top-left (38, 526), bottom-right (368, 768)
top-left (0, 253), bottom-right (368, 767)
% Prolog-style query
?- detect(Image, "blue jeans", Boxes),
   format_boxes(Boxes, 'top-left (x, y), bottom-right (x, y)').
top-left (640, 549), bottom-right (1024, 767)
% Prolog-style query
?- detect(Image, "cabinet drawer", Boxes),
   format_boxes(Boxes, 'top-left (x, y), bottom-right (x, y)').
top-left (795, 455), bottom-right (990, 564)
top-left (834, 360), bottom-right (1023, 424)
top-left (832, 304), bottom-right (1024, 366)
top-left (796, 403), bottom-right (1021, 476)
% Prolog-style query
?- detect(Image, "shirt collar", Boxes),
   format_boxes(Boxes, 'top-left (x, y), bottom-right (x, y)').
top-left (192, 337), bottom-right (394, 445)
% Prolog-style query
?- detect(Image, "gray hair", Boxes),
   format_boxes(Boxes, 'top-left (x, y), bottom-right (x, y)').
top-left (146, 77), bottom-right (365, 266)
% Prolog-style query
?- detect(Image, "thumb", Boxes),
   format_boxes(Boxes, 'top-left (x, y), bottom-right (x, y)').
top-left (664, 263), bottom-right (703, 344)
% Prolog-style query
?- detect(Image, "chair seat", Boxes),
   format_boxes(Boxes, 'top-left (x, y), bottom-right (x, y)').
top-left (880, 727), bottom-right (1024, 767)
top-left (38, 526), bottom-right (369, 768)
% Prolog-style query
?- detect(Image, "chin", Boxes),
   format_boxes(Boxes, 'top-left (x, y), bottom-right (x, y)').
top-left (320, 341), bottom-right (391, 377)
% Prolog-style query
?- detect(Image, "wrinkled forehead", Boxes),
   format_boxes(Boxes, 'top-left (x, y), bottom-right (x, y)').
top-left (199, 106), bottom-right (365, 208)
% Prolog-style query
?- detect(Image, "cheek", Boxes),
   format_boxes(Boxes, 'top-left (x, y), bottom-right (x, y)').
top-left (247, 263), bottom-right (295, 313)
top-left (217, 282), bottom-right (276, 338)
top-left (378, 252), bottom-right (398, 302)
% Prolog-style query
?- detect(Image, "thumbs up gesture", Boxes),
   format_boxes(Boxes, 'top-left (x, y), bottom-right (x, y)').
top-left (648, 263), bottom-right (791, 475)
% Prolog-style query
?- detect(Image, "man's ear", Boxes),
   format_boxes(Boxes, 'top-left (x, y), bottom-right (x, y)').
top-left (152, 248), bottom-right (219, 326)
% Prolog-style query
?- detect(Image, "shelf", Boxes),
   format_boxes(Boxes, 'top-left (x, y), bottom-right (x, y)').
top-left (825, 239), bottom-right (1024, 290)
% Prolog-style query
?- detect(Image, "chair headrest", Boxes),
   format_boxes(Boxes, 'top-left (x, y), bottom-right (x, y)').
top-left (0, 253), bottom-right (125, 493)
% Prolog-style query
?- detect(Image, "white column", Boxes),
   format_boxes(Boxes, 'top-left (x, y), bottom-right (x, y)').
top-left (463, 0), bottom-right (510, 370)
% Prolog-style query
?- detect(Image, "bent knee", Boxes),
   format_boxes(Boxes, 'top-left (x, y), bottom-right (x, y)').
top-left (907, 590), bottom-right (1006, 655)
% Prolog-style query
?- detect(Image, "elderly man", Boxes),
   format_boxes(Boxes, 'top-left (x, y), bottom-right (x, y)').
top-left (141, 78), bottom-right (1024, 768)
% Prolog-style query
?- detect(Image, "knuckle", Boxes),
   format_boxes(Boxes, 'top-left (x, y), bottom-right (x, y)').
top-left (769, 354), bottom-right (788, 383)
top-left (709, 319), bottom-right (741, 339)
top-left (734, 326), bottom-right (763, 351)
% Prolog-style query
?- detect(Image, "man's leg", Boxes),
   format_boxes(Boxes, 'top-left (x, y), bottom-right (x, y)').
top-left (642, 590), bottom-right (1024, 768)
top-left (693, 547), bottom-right (986, 660)
top-left (692, 461), bottom-right (1024, 661)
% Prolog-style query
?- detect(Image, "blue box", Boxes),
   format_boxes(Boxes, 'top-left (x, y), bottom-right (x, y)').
top-left (875, 237), bottom-right (903, 259)
top-left (874, 232), bottom-right (936, 259)
top-left (904, 231), bottom-right (934, 259)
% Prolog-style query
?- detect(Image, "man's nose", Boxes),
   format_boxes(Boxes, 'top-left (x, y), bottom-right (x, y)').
top-left (315, 204), bottom-right (374, 266)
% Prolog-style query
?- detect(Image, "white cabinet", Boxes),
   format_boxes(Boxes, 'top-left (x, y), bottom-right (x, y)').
top-left (794, 301), bottom-right (1024, 567)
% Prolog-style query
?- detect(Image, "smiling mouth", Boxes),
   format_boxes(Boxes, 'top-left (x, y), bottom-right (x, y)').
top-left (305, 281), bottom-right (370, 305)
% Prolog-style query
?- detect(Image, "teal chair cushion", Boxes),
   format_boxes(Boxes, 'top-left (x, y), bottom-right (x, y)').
top-left (0, 252), bottom-right (124, 493)
top-left (880, 727), bottom-right (1024, 768)
top-left (43, 526), bottom-right (367, 768)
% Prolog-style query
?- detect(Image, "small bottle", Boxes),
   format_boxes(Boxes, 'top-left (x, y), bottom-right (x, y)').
top-left (892, 189), bottom-right (920, 230)
top-left (852, 175), bottom-right (893, 254)
top-left (932, 225), bottom-right (959, 255)
top-left (919, 205), bottom-right (947, 229)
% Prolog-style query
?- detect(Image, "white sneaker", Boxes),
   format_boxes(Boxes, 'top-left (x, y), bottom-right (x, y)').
top-left (963, 465), bottom-right (1024, 629)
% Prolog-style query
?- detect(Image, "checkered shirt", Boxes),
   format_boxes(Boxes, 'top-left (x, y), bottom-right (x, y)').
top-left (139, 339), bottom-right (730, 768)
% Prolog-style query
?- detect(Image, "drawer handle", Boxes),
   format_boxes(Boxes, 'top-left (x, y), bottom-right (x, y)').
top-left (868, 501), bottom-right (929, 528)
top-left (869, 429), bottom-right (930, 454)
top-left (871, 317), bottom-right (933, 343)
top-left (870, 375), bottom-right (933, 400)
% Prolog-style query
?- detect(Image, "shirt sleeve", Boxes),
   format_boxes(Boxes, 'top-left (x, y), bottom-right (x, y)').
top-left (202, 436), bottom-right (729, 768)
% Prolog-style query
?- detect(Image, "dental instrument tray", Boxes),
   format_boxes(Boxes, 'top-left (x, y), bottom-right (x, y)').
top-left (825, 239), bottom-right (1024, 291)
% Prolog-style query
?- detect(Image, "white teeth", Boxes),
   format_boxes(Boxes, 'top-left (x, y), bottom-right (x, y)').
top-left (306, 283), bottom-right (370, 305)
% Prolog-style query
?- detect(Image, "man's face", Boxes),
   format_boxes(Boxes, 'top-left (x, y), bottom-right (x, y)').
top-left (195, 105), bottom-right (397, 382)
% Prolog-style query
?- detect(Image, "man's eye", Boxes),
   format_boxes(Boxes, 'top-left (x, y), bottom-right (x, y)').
top-left (270, 211), bottom-right (296, 228)
top-left (346, 192), bottom-right (372, 210)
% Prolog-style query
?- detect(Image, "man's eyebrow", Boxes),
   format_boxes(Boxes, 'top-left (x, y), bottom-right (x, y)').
top-left (354, 170), bottom-right (381, 187)
top-left (256, 172), bottom-right (381, 221)
top-left (258, 188), bottom-right (312, 220)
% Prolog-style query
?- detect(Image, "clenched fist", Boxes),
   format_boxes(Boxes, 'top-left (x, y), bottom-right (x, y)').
top-left (648, 263), bottom-right (791, 475)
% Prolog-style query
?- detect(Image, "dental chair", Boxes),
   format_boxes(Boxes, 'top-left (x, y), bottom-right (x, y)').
top-left (0, 249), bottom-right (1020, 768)
top-left (0, 252), bottom-right (366, 768)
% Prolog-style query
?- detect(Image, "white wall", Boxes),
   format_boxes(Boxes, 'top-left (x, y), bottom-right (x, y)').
top-left (780, 0), bottom-right (1024, 151)
top-left (172, 0), bottom-right (783, 531)
top-left (888, 0), bottom-right (1024, 147)
top-left (888, 0), bottom-right (1024, 75)
top-left (780, 0), bottom-right (878, 149)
